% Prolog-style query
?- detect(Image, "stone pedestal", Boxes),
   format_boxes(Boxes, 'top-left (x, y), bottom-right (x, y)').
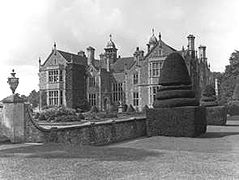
top-left (0, 94), bottom-right (25, 143)
top-left (146, 106), bottom-right (206, 137)
top-left (206, 106), bottom-right (227, 126)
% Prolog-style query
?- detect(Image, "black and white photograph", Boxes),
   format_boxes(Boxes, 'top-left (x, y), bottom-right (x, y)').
top-left (0, 0), bottom-right (239, 179)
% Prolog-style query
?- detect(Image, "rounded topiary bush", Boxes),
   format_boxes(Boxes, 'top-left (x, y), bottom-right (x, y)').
top-left (158, 53), bottom-right (191, 86)
top-left (200, 85), bottom-right (218, 107)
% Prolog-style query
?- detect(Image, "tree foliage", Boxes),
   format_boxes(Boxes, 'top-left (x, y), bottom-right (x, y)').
top-left (28, 90), bottom-right (39, 108)
top-left (218, 50), bottom-right (239, 104)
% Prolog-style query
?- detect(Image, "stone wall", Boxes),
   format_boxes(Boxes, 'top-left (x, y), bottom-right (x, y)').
top-left (25, 110), bottom-right (146, 145)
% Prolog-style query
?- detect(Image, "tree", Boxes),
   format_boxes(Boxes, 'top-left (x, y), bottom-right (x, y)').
top-left (229, 50), bottom-right (239, 65)
top-left (218, 50), bottom-right (239, 104)
top-left (20, 94), bottom-right (28, 102)
top-left (28, 90), bottom-right (39, 108)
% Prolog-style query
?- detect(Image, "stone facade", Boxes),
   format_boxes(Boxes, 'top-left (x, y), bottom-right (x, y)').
top-left (39, 31), bottom-right (213, 111)
top-left (39, 44), bottom-right (87, 109)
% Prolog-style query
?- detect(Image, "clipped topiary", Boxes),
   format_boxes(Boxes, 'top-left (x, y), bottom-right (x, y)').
top-left (153, 53), bottom-right (198, 108)
top-left (89, 106), bottom-right (99, 113)
top-left (200, 85), bottom-right (218, 107)
top-left (158, 53), bottom-right (191, 86)
top-left (126, 104), bottom-right (135, 113)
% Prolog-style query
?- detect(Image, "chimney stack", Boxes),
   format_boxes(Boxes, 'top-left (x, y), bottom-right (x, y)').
top-left (86, 46), bottom-right (95, 65)
top-left (198, 45), bottom-right (206, 60)
top-left (78, 50), bottom-right (85, 57)
top-left (187, 34), bottom-right (195, 57)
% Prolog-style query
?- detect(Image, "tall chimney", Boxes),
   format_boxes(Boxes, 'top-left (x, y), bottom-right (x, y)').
top-left (86, 46), bottom-right (95, 65)
top-left (78, 50), bottom-right (85, 57)
top-left (198, 45), bottom-right (206, 60)
top-left (187, 34), bottom-right (195, 57)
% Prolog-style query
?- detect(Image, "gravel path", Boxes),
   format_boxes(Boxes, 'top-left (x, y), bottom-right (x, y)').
top-left (0, 119), bottom-right (239, 179)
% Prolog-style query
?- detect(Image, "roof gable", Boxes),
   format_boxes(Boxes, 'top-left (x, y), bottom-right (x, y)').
top-left (111, 57), bottom-right (135, 73)
top-left (58, 50), bottom-right (87, 66)
top-left (145, 40), bottom-right (177, 59)
top-left (42, 49), bottom-right (87, 67)
top-left (42, 50), bottom-right (67, 67)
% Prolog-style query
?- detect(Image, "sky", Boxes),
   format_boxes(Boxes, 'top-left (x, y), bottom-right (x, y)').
top-left (0, 0), bottom-right (239, 100)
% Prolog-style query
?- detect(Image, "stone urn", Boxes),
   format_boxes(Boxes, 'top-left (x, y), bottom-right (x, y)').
top-left (7, 69), bottom-right (19, 94)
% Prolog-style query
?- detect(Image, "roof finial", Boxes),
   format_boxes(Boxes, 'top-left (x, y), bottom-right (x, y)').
top-left (53, 42), bottom-right (57, 55)
top-left (158, 32), bottom-right (161, 40)
top-left (109, 34), bottom-right (112, 41)
top-left (39, 57), bottom-right (41, 65)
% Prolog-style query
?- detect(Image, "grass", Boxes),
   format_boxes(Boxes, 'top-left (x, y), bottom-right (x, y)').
top-left (1, 119), bottom-right (239, 179)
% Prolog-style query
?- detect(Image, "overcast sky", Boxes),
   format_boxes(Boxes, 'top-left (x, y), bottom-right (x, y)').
top-left (0, 0), bottom-right (239, 100)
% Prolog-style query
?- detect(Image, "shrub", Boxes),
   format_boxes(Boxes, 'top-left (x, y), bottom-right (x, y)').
top-left (77, 113), bottom-right (85, 120)
top-left (141, 105), bottom-right (149, 113)
top-left (108, 104), bottom-right (118, 113)
top-left (76, 99), bottom-right (91, 112)
top-left (38, 106), bottom-right (82, 122)
top-left (34, 112), bottom-right (40, 119)
top-left (89, 106), bottom-right (99, 113)
top-left (227, 102), bottom-right (239, 116)
top-left (96, 112), bottom-right (118, 119)
top-left (126, 104), bottom-right (135, 113)
top-left (123, 104), bottom-right (128, 112)
top-left (202, 85), bottom-right (216, 97)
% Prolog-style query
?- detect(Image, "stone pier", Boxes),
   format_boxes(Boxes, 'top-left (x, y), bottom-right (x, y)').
top-left (0, 94), bottom-right (25, 143)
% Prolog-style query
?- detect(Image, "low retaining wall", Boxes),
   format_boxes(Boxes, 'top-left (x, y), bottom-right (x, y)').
top-left (25, 108), bottom-right (146, 145)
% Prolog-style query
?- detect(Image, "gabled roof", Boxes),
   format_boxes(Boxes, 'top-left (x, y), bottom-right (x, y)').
top-left (144, 40), bottom-right (177, 59)
top-left (111, 57), bottom-right (135, 73)
top-left (58, 50), bottom-right (86, 65)
top-left (42, 49), bottom-right (87, 66)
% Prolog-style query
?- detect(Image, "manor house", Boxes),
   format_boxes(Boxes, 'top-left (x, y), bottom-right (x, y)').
top-left (39, 31), bottom-right (213, 111)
